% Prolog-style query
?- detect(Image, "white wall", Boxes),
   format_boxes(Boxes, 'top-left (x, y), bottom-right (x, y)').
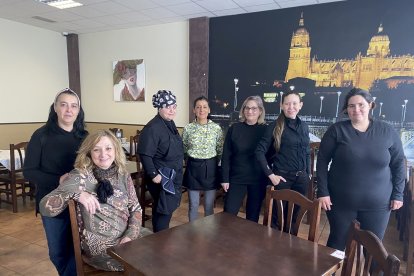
top-left (79, 21), bottom-right (189, 127)
top-left (0, 18), bottom-right (68, 123)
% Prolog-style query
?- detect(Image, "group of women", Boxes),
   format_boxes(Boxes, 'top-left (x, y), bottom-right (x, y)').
top-left (23, 87), bottom-right (405, 275)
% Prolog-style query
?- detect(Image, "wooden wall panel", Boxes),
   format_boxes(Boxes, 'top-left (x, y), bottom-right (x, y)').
top-left (189, 17), bottom-right (209, 122)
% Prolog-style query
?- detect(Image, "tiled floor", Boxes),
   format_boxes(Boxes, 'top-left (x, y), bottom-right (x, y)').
top-left (0, 194), bottom-right (410, 275)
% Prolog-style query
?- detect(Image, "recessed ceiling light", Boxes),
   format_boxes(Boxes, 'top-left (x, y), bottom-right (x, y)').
top-left (36, 0), bottom-right (83, 9)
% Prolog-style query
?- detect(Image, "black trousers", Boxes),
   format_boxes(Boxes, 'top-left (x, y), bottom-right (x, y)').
top-left (147, 181), bottom-right (173, 233)
top-left (271, 171), bottom-right (309, 230)
top-left (326, 205), bottom-right (391, 250)
top-left (224, 183), bottom-right (266, 223)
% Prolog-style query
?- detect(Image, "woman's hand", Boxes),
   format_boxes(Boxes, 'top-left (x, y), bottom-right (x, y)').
top-left (78, 191), bottom-right (101, 215)
top-left (152, 174), bottom-right (162, 184)
top-left (119, 236), bottom-right (132, 244)
top-left (390, 200), bottom-right (403, 211)
top-left (221, 183), bottom-right (229, 192)
top-left (59, 173), bottom-right (69, 185)
top-left (318, 196), bottom-right (332, 211)
top-left (268, 174), bottom-right (286, 186)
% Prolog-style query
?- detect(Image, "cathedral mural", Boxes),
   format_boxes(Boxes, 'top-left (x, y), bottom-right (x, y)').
top-left (208, 0), bottom-right (414, 165)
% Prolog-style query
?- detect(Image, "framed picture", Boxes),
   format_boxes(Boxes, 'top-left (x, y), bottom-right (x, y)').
top-left (113, 59), bottom-right (145, 102)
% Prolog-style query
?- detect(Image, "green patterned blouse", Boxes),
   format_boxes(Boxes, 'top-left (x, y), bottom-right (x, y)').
top-left (182, 119), bottom-right (223, 159)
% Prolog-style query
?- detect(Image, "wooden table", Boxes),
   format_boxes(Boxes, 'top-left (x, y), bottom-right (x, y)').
top-left (108, 212), bottom-right (342, 276)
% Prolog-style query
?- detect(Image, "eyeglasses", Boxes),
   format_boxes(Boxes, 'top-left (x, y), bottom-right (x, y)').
top-left (347, 103), bottom-right (368, 110)
top-left (166, 104), bottom-right (177, 110)
top-left (244, 106), bottom-right (259, 112)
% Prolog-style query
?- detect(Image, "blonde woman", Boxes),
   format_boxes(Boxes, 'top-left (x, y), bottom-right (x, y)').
top-left (40, 130), bottom-right (142, 272)
top-left (221, 96), bottom-right (267, 222)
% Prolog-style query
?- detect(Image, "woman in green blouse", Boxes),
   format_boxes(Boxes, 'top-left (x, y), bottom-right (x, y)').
top-left (182, 96), bottom-right (224, 221)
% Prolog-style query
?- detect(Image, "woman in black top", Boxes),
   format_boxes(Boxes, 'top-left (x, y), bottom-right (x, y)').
top-left (138, 90), bottom-right (184, 233)
top-left (221, 96), bottom-right (267, 222)
top-left (317, 88), bottom-right (405, 250)
top-left (255, 91), bottom-right (310, 228)
top-left (24, 88), bottom-right (88, 276)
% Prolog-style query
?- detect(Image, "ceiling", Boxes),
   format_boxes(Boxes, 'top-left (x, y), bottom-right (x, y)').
top-left (0, 0), bottom-right (343, 34)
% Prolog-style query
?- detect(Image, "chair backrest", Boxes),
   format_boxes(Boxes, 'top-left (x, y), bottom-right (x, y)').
top-left (129, 132), bottom-right (140, 162)
top-left (10, 142), bottom-right (28, 182)
top-left (68, 199), bottom-right (86, 276)
top-left (341, 220), bottom-right (400, 276)
top-left (263, 186), bottom-right (321, 242)
top-left (310, 142), bottom-right (320, 176)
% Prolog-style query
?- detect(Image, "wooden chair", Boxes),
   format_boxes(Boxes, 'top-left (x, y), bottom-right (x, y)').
top-left (403, 166), bottom-right (414, 275)
top-left (128, 133), bottom-right (140, 161)
top-left (341, 220), bottom-right (400, 276)
top-left (308, 142), bottom-right (320, 201)
top-left (263, 186), bottom-right (321, 242)
top-left (128, 136), bottom-right (153, 227)
top-left (68, 200), bottom-right (122, 276)
top-left (0, 142), bottom-right (30, 213)
top-left (131, 169), bottom-right (153, 227)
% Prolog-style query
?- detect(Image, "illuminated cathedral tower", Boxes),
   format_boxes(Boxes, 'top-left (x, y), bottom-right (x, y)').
top-left (285, 13), bottom-right (311, 82)
top-left (284, 14), bottom-right (414, 90)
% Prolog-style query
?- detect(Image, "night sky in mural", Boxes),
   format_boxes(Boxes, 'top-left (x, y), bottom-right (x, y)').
top-left (208, 0), bottom-right (414, 163)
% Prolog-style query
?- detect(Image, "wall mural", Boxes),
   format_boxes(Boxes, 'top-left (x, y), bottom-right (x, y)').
top-left (209, 0), bottom-right (414, 165)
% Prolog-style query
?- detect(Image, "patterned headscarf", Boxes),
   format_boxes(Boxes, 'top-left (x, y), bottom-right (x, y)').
top-left (152, 90), bottom-right (176, 108)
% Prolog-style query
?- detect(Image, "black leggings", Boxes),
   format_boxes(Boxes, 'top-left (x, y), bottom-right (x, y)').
top-left (224, 183), bottom-right (266, 223)
top-left (326, 205), bottom-right (391, 250)
top-left (147, 182), bottom-right (173, 233)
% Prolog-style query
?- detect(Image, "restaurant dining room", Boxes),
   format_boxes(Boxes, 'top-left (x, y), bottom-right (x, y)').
top-left (1, 0), bottom-right (414, 275)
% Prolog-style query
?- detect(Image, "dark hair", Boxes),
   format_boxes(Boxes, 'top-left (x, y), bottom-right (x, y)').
top-left (273, 91), bottom-right (302, 152)
top-left (193, 96), bottom-right (210, 120)
top-left (342, 88), bottom-right (376, 115)
top-left (46, 90), bottom-right (88, 139)
top-left (193, 96), bottom-right (209, 108)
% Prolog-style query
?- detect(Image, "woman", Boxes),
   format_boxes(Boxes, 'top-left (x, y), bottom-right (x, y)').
top-left (138, 90), bottom-right (184, 232)
top-left (39, 130), bottom-right (142, 271)
top-left (221, 96), bottom-right (267, 222)
top-left (113, 60), bottom-right (145, 101)
top-left (317, 88), bottom-right (405, 250)
top-left (182, 96), bottom-right (223, 221)
top-left (255, 91), bottom-right (310, 228)
top-left (24, 88), bottom-right (88, 276)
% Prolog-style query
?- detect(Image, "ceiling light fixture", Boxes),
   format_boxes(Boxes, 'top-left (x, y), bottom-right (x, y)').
top-left (36, 0), bottom-right (83, 9)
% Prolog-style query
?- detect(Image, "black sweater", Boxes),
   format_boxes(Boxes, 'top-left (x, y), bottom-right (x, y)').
top-left (317, 119), bottom-right (406, 209)
top-left (221, 122), bottom-right (267, 185)
top-left (256, 117), bottom-right (311, 176)
top-left (23, 125), bottom-right (84, 212)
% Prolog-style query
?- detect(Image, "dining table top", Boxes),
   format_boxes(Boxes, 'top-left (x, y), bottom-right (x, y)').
top-left (108, 212), bottom-right (342, 276)
top-left (0, 149), bottom-right (24, 170)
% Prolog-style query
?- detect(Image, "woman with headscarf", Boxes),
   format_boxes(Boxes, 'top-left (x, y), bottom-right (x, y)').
top-left (138, 90), bottom-right (184, 232)
top-left (39, 130), bottom-right (142, 271)
top-left (24, 88), bottom-right (88, 276)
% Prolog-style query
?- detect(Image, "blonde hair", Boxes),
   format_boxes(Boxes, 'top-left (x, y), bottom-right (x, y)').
top-left (74, 129), bottom-right (128, 175)
top-left (239, 96), bottom-right (266, 124)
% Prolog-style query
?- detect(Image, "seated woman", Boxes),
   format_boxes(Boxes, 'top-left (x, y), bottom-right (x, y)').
top-left (40, 129), bottom-right (142, 272)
